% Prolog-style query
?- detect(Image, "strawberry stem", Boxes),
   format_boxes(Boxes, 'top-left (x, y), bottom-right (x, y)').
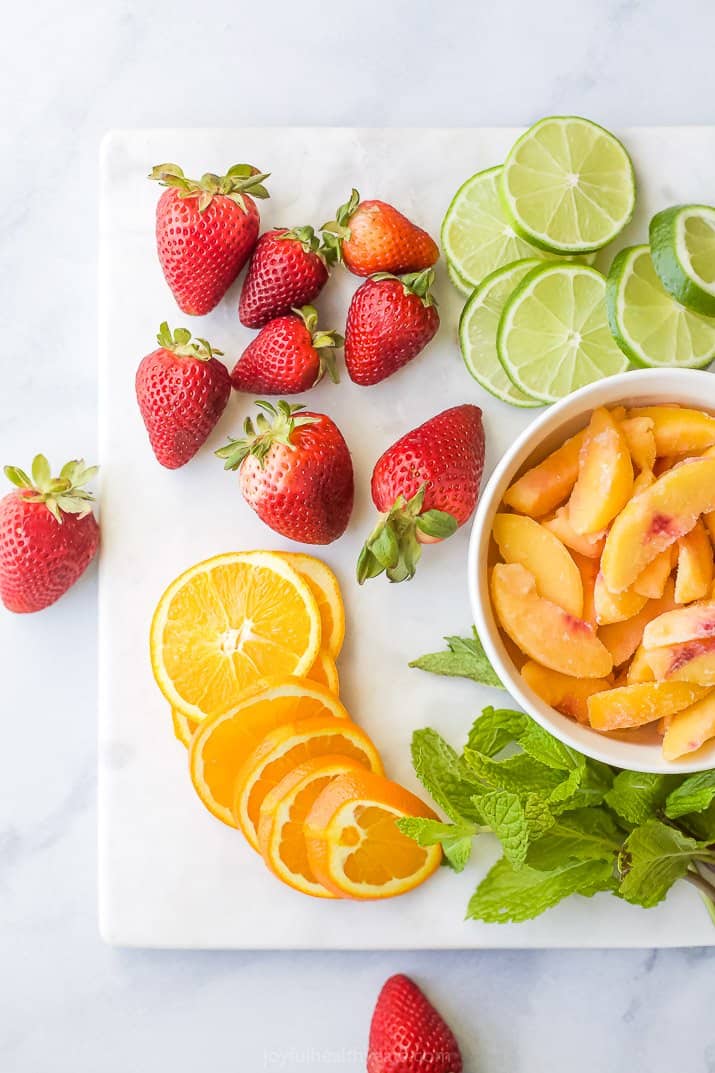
top-left (292, 307), bottom-right (343, 386)
top-left (321, 188), bottom-right (361, 263)
top-left (4, 456), bottom-right (98, 524)
top-left (156, 322), bottom-right (223, 362)
top-left (215, 400), bottom-right (317, 471)
top-left (148, 163), bottom-right (270, 213)
top-left (370, 268), bottom-right (438, 307)
top-left (356, 484), bottom-right (457, 584)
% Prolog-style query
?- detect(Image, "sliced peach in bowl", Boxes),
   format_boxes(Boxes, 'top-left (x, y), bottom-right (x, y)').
top-left (521, 661), bottom-right (612, 725)
top-left (627, 405), bottom-right (715, 455)
top-left (502, 429), bottom-right (584, 517)
top-left (645, 637), bottom-right (715, 686)
top-left (492, 512), bottom-right (583, 617)
top-left (675, 519), bottom-right (713, 603)
top-left (598, 579), bottom-right (677, 667)
top-left (662, 691), bottom-right (715, 761)
top-left (643, 602), bottom-right (715, 649)
top-left (568, 407), bottom-right (633, 535)
top-left (593, 572), bottom-right (647, 626)
top-left (620, 415), bottom-right (656, 473)
top-left (543, 506), bottom-right (606, 558)
top-left (588, 681), bottom-right (708, 731)
top-left (631, 547), bottom-right (672, 599)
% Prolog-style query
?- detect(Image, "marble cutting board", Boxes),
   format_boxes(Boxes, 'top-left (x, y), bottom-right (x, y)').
top-left (98, 128), bottom-right (715, 948)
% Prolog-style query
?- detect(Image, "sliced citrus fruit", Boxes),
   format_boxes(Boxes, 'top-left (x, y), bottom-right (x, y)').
top-left (277, 552), bottom-right (345, 658)
top-left (650, 204), bottom-right (715, 317)
top-left (304, 769), bottom-right (442, 899)
top-left (257, 756), bottom-right (367, 898)
top-left (171, 708), bottom-right (199, 748)
top-left (150, 551), bottom-right (321, 722)
top-left (306, 649), bottom-right (340, 695)
top-left (233, 714), bottom-right (383, 848)
top-left (188, 677), bottom-right (349, 827)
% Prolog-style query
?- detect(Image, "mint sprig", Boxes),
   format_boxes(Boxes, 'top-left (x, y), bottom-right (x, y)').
top-left (409, 628), bottom-right (503, 689)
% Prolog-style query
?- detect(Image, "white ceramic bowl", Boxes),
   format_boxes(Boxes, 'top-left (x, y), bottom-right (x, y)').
top-left (469, 367), bottom-right (715, 774)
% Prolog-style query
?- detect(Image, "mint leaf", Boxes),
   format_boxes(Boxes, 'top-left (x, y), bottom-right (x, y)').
top-left (560, 758), bottom-right (614, 811)
top-left (605, 771), bottom-right (679, 825)
top-left (396, 817), bottom-right (476, 873)
top-left (618, 819), bottom-right (705, 908)
top-left (467, 856), bottom-right (614, 923)
top-left (517, 720), bottom-right (582, 771)
top-left (681, 801), bottom-right (715, 841)
top-left (464, 750), bottom-right (563, 797)
top-left (524, 793), bottom-right (556, 840)
top-left (466, 707), bottom-right (527, 757)
top-left (665, 772), bottom-right (715, 820)
top-left (527, 808), bottom-right (622, 870)
top-left (477, 791), bottom-right (531, 867)
top-left (549, 763), bottom-right (586, 806)
top-left (409, 628), bottom-right (502, 688)
top-left (411, 728), bottom-right (484, 824)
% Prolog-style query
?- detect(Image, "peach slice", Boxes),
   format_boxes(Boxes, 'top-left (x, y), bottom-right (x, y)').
top-left (544, 507), bottom-right (606, 559)
top-left (598, 579), bottom-right (677, 667)
top-left (704, 511), bottom-right (715, 546)
top-left (503, 430), bottom-right (584, 517)
top-left (646, 638), bottom-right (715, 687)
top-left (568, 408), bottom-right (634, 536)
top-left (593, 573), bottom-right (647, 625)
top-left (627, 645), bottom-right (655, 684)
top-left (627, 405), bottom-right (715, 456)
top-left (675, 519), bottom-right (713, 603)
top-left (631, 548), bottom-right (672, 600)
top-left (588, 681), bottom-right (707, 731)
top-left (620, 416), bottom-right (656, 473)
top-left (643, 602), bottom-right (715, 649)
top-left (492, 513), bottom-right (583, 617)
top-left (600, 457), bottom-right (715, 592)
top-left (572, 552), bottom-right (599, 627)
top-left (521, 660), bottom-right (612, 725)
top-left (662, 690), bottom-right (715, 760)
top-left (490, 563), bottom-right (613, 679)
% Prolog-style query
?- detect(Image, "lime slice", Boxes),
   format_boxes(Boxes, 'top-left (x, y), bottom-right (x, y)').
top-left (650, 204), bottom-right (715, 317)
top-left (606, 244), bottom-right (715, 369)
top-left (459, 259), bottom-right (544, 407)
top-left (446, 259), bottom-right (473, 296)
top-left (501, 116), bottom-right (636, 254)
top-left (497, 263), bottom-right (629, 403)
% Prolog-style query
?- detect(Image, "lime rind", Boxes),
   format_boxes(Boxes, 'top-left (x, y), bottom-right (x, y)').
top-left (446, 259), bottom-right (473, 296)
top-left (650, 204), bottom-right (715, 318)
top-left (606, 244), bottom-right (715, 369)
top-left (501, 116), bottom-right (636, 254)
top-left (459, 258), bottom-right (544, 408)
top-left (497, 262), bottom-right (629, 403)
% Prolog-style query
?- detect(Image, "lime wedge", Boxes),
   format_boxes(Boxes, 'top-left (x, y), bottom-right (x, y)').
top-left (459, 259), bottom-right (544, 407)
top-left (650, 204), bottom-right (715, 317)
top-left (606, 244), bottom-right (715, 369)
top-left (501, 116), bottom-right (636, 254)
top-left (497, 263), bottom-right (629, 402)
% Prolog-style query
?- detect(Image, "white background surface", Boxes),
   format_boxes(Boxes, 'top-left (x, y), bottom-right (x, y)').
top-left (2, 0), bottom-right (715, 1069)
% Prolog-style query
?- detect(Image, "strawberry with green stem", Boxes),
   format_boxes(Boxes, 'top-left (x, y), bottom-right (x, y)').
top-left (322, 189), bottom-right (439, 277)
top-left (239, 227), bottom-right (335, 328)
top-left (230, 306), bottom-right (343, 395)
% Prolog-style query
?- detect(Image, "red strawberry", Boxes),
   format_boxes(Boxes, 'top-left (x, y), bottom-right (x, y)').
top-left (239, 227), bottom-right (334, 328)
top-left (344, 270), bottom-right (439, 386)
top-left (322, 189), bottom-right (439, 277)
top-left (231, 306), bottom-right (342, 395)
top-left (216, 401), bottom-right (353, 544)
top-left (367, 974), bottom-right (462, 1073)
top-left (358, 405), bottom-right (485, 584)
top-left (136, 323), bottom-right (231, 469)
top-left (150, 163), bottom-right (270, 315)
top-left (0, 456), bottom-right (100, 613)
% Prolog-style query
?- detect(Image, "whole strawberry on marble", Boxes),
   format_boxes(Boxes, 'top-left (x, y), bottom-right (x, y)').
top-left (150, 162), bottom-right (269, 315)
top-left (322, 189), bottom-right (439, 277)
top-left (367, 974), bottom-right (462, 1073)
top-left (358, 405), bottom-right (485, 583)
top-left (216, 401), bottom-right (353, 544)
top-left (136, 323), bottom-right (231, 469)
top-left (0, 456), bottom-right (100, 613)
top-left (239, 227), bottom-right (334, 328)
top-left (231, 306), bottom-right (343, 395)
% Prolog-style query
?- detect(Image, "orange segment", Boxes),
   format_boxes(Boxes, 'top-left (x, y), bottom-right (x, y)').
top-left (188, 677), bottom-right (349, 827)
top-left (257, 756), bottom-right (367, 898)
top-left (304, 770), bottom-right (442, 899)
top-left (171, 708), bottom-right (199, 748)
top-left (278, 553), bottom-right (345, 658)
top-left (306, 650), bottom-right (340, 695)
top-left (150, 552), bottom-right (321, 721)
top-left (233, 714), bottom-right (383, 849)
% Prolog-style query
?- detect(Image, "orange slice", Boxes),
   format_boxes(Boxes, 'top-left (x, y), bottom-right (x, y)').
top-left (278, 553), bottom-right (345, 658)
top-left (171, 708), bottom-right (199, 747)
top-left (150, 552), bottom-right (321, 721)
top-left (306, 650), bottom-right (340, 695)
top-left (188, 677), bottom-right (349, 827)
top-left (257, 756), bottom-right (367, 898)
top-left (304, 769), bottom-right (442, 899)
top-left (233, 714), bottom-right (383, 848)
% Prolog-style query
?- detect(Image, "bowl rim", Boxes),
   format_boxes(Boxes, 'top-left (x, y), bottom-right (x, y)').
top-left (468, 366), bottom-right (715, 774)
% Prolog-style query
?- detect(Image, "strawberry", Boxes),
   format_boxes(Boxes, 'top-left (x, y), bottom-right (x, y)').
top-left (0, 456), bottom-right (100, 613)
top-left (216, 401), bottom-right (353, 544)
top-left (150, 163), bottom-right (270, 315)
top-left (239, 227), bottom-right (334, 328)
top-left (367, 974), bottom-right (462, 1073)
top-left (136, 323), bottom-right (231, 469)
top-left (344, 270), bottom-right (439, 386)
top-left (322, 189), bottom-right (439, 277)
top-left (231, 306), bottom-right (342, 395)
top-left (358, 405), bottom-right (485, 584)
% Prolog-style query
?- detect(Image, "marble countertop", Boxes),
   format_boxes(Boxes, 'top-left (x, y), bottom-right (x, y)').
top-left (1, 0), bottom-right (714, 1069)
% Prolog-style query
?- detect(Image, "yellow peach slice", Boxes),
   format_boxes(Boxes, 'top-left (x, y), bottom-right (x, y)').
top-left (598, 579), bottom-right (677, 667)
top-left (631, 548), bottom-right (672, 600)
top-left (627, 646), bottom-right (655, 684)
top-left (627, 406), bottom-right (715, 456)
top-left (490, 563), bottom-right (613, 679)
top-left (675, 519), bottom-right (713, 603)
top-left (620, 416), bottom-right (656, 473)
top-left (492, 513), bottom-right (583, 617)
top-left (503, 430), bottom-right (584, 517)
top-left (646, 638), bottom-right (715, 686)
top-left (588, 681), bottom-right (708, 731)
top-left (601, 458), bottom-right (715, 592)
top-left (643, 602), bottom-right (715, 649)
top-left (594, 573), bottom-right (647, 625)
top-left (572, 552), bottom-right (599, 627)
top-left (662, 690), bottom-right (715, 760)
top-left (544, 507), bottom-right (606, 559)
top-left (521, 660), bottom-right (612, 725)
top-left (568, 408), bottom-right (634, 536)
top-left (704, 511), bottom-right (715, 545)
